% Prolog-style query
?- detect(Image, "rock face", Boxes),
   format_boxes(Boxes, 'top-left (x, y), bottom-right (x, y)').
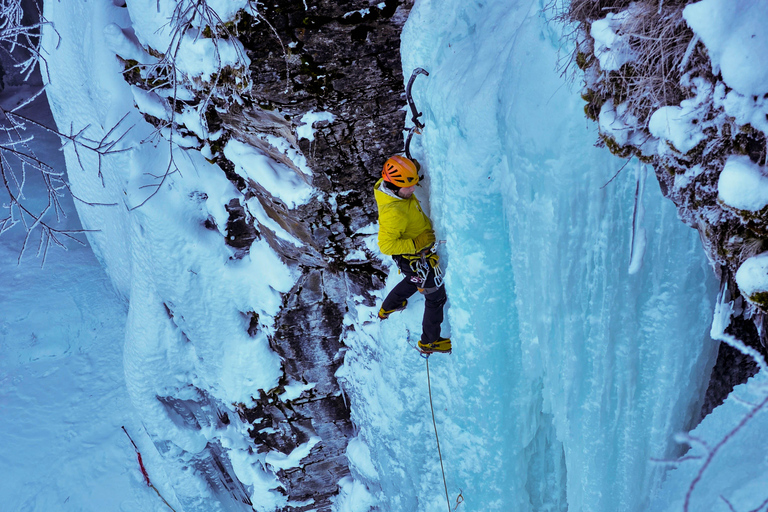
top-left (219, 1), bottom-right (412, 509)
top-left (50, 0), bottom-right (412, 509)
top-left (565, 0), bottom-right (768, 416)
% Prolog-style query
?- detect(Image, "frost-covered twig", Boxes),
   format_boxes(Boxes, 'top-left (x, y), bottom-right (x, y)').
top-left (683, 394), bottom-right (768, 512)
top-left (721, 495), bottom-right (737, 512)
top-left (649, 454), bottom-right (702, 466)
top-left (0, 104), bottom-right (129, 264)
top-left (0, 0), bottom-right (58, 82)
top-left (749, 496), bottom-right (768, 512)
top-left (682, 285), bottom-right (768, 511)
top-left (126, 0), bottom-right (255, 207)
top-left (600, 157), bottom-right (632, 189)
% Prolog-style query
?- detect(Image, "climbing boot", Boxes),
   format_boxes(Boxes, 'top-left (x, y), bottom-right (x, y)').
top-left (378, 300), bottom-right (407, 320)
top-left (417, 337), bottom-right (451, 354)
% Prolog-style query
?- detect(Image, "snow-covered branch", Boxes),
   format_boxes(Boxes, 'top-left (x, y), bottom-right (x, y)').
top-left (0, 0), bottom-right (56, 82)
top-left (118, 0), bottom-right (256, 207)
top-left (0, 103), bottom-right (132, 264)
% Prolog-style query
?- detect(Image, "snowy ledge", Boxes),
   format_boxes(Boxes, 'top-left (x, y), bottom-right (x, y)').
top-left (736, 252), bottom-right (768, 308)
top-left (717, 155), bottom-right (768, 212)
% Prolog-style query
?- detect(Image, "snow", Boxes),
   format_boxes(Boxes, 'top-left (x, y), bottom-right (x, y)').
top-left (684, 0), bottom-right (768, 98)
top-left (591, 9), bottom-right (636, 72)
top-left (714, 81), bottom-right (768, 138)
top-left (296, 110), bottom-right (335, 142)
top-left (265, 437), bottom-right (321, 471)
top-left (131, 85), bottom-right (170, 121)
top-left (223, 138), bottom-right (313, 208)
top-left (598, 100), bottom-right (634, 146)
top-left (334, 476), bottom-right (378, 512)
top-left (124, 0), bottom-right (251, 55)
top-left (648, 98), bottom-right (708, 154)
top-left (103, 22), bottom-right (155, 64)
top-left (278, 380), bottom-right (316, 401)
top-left (0, 85), bottom-right (175, 511)
top-left (343, 8), bottom-right (371, 19)
top-left (735, 252), bottom-right (768, 304)
top-left (123, 0), bottom-right (251, 86)
top-left (38, 0), bottom-right (300, 508)
top-left (717, 155), bottom-right (768, 212)
top-left (8, 0), bottom-right (766, 511)
top-left (174, 33), bottom-right (246, 82)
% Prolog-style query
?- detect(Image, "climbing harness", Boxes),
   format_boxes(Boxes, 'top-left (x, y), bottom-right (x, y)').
top-left (406, 242), bottom-right (445, 294)
top-left (405, 67), bottom-right (429, 160)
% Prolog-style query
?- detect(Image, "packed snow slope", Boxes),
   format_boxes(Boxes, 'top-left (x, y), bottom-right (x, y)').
top-left (342, 1), bottom-right (719, 511)
top-left (0, 87), bottom-right (171, 511)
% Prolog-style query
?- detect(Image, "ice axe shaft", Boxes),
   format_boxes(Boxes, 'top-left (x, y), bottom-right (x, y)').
top-left (405, 68), bottom-right (429, 159)
top-left (406, 67), bottom-right (429, 129)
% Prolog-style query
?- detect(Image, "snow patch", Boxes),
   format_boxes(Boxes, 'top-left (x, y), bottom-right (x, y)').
top-left (296, 110), bottom-right (335, 142)
top-left (224, 138), bottom-right (313, 208)
top-left (265, 437), bottom-right (320, 471)
top-left (718, 155), bottom-right (768, 211)
top-left (333, 476), bottom-right (377, 512)
top-left (346, 437), bottom-right (379, 480)
top-left (736, 252), bottom-right (768, 303)
top-left (590, 9), bottom-right (636, 72)
top-left (174, 33), bottom-right (247, 82)
top-left (343, 8), bottom-right (370, 19)
top-left (648, 103), bottom-right (707, 154)
top-left (279, 381), bottom-right (316, 401)
top-left (598, 100), bottom-right (636, 146)
top-left (684, 0), bottom-right (768, 97)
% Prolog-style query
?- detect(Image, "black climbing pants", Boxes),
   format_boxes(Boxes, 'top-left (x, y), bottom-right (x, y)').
top-left (382, 255), bottom-right (447, 343)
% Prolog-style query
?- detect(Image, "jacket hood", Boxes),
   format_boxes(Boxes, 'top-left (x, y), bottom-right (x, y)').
top-left (374, 178), bottom-right (403, 207)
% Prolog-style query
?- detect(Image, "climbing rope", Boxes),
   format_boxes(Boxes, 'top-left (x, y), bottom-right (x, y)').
top-left (122, 426), bottom-right (177, 512)
top-left (426, 356), bottom-right (453, 512)
top-left (403, 66), bottom-right (459, 509)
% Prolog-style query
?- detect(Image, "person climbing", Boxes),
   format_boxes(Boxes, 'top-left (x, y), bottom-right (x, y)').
top-left (374, 155), bottom-right (451, 354)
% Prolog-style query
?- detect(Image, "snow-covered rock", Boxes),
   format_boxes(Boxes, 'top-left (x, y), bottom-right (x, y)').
top-left (736, 252), bottom-right (768, 307)
top-left (718, 155), bottom-right (768, 212)
top-left (684, 0), bottom-right (768, 98)
top-left (591, 8), bottom-right (637, 72)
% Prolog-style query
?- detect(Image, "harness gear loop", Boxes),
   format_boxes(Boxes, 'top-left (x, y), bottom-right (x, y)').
top-left (408, 244), bottom-right (444, 293)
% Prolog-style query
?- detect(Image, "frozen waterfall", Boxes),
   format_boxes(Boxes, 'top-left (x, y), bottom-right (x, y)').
top-left (342, 1), bottom-right (718, 511)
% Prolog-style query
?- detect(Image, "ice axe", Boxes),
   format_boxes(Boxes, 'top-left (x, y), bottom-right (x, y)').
top-left (405, 67), bottom-right (429, 159)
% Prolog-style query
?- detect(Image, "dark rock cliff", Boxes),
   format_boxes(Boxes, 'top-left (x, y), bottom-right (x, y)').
top-left (220, 1), bottom-right (412, 509)
top-left (122, 1), bottom-right (412, 509)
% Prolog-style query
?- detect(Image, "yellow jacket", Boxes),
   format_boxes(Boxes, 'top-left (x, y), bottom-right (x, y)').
top-left (374, 178), bottom-right (432, 255)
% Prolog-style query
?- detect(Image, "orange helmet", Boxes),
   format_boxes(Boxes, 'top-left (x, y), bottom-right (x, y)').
top-left (382, 155), bottom-right (419, 187)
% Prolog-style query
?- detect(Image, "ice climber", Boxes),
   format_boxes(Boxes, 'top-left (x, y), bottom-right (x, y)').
top-left (374, 155), bottom-right (451, 354)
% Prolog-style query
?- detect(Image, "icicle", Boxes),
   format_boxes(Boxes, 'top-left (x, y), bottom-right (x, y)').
top-left (711, 282), bottom-right (768, 375)
top-left (628, 160), bottom-right (647, 275)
